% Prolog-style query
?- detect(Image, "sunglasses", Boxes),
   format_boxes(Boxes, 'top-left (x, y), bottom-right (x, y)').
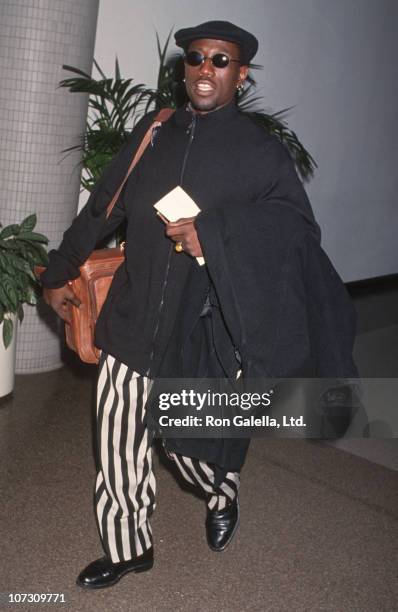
top-left (184, 51), bottom-right (240, 69)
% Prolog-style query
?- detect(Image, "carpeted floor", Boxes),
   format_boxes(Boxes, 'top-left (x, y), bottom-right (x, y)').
top-left (1, 285), bottom-right (398, 611)
top-left (1, 362), bottom-right (397, 612)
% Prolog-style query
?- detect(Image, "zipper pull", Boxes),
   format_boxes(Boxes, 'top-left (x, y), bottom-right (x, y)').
top-left (186, 118), bottom-right (193, 135)
top-left (186, 113), bottom-right (197, 136)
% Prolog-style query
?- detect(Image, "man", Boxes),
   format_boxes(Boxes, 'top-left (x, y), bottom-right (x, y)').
top-left (41, 20), bottom-right (357, 589)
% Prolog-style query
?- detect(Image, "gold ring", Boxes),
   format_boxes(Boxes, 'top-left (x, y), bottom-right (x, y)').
top-left (175, 241), bottom-right (183, 253)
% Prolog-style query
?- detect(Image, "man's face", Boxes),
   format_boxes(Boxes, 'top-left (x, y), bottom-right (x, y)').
top-left (184, 38), bottom-right (249, 114)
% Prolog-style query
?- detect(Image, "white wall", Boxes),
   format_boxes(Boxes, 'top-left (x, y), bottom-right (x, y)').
top-left (93, 0), bottom-right (398, 282)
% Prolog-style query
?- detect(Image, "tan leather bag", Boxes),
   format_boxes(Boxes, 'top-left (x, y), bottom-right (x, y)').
top-left (39, 108), bottom-right (174, 364)
top-left (63, 246), bottom-right (125, 363)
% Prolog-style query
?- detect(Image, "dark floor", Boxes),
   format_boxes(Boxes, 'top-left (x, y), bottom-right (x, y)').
top-left (1, 287), bottom-right (397, 611)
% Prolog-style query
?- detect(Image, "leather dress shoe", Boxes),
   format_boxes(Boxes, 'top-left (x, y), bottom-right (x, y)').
top-left (206, 497), bottom-right (240, 552)
top-left (76, 548), bottom-right (154, 589)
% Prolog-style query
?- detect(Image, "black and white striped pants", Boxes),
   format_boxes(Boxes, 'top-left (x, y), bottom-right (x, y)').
top-left (94, 354), bottom-right (240, 563)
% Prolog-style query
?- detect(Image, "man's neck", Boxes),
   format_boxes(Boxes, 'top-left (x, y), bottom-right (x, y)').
top-left (187, 99), bottom-right (235, 116)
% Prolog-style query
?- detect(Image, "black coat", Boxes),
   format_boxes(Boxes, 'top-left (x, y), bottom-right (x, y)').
top-left (41, 100), bottom-right (322, 378)
top-left (149, 112), bottom-right (358, 473)
top-left (41, 100), bottom-right (358, 474)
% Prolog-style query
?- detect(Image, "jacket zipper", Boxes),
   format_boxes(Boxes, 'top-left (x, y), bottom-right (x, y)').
top-left (179, 114), bottom-right (196, 183)
top-left (145, 112), bottom-right (197, 377)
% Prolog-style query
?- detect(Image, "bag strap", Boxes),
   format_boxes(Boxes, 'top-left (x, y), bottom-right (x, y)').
top-left (105, 107), bottom-right (175, 218)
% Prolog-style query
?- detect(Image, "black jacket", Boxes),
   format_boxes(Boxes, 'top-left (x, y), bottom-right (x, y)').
top-left (41, 100), bottom-right (358, 472)
top-left (41, 100), bottom-right (329, 378)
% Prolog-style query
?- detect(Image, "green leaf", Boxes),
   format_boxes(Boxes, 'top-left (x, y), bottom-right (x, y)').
top-left (14, 270), bottom-right (32, 295)
top-left (2, 317), bottom-right (14, 349)
top-left (62, 64), bottom-right (93, 79)
top-left (115, 56), bottom-right (121, 81)
top-left (0, 252), bottom-right (8, 271)
top-left (15, 242), bottom-right (48, 266)
top-left (25, 286), bottom-right (37, 305)
top-left (2, 276), bottom-right (17, 310)
top-left (3, 251), bottom-right (35, 280)
top-left (93, 59), bottom-right (107, 80)
top-left (0, 238), bottom-right (17, 250)
top-left (19, 213), bottom-right (37, 233)
top-left (16, 231), bottom-right (49, 244)
top-left (0, 224), bottom-right (20, 239)
top-left (0, 285), bottom-right (13, 312)
top-left (33, 244), bottom-right (49, 265)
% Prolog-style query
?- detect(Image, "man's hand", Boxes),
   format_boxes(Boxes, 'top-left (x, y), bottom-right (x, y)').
top-left (162, 216), bottom-right (203, 258)
top-left (43, 284), bottom-right (81, 323)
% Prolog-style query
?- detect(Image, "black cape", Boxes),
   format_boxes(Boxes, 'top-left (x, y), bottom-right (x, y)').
top-left (149, 191), bottom-right (358, 474)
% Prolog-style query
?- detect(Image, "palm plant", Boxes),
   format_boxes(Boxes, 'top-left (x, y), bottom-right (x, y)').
top-left (60, 61), bottom-right (149, 192)
top-left (59, 30), bottom-right (316, 194)
top-left (236, 71), bottom-right (317, 180)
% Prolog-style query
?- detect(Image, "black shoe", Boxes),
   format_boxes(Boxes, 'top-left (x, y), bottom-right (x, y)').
top-left (76, 548), bottom-right (154, 589)
top-left (206, 497), bottom-right (240, 552)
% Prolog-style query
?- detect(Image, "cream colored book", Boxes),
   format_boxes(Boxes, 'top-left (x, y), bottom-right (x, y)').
top-left (154, 186), bottom-right (205, 265)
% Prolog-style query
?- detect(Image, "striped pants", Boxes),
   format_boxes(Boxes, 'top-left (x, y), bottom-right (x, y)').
top-left (94, 354), bottom-right (240, 563)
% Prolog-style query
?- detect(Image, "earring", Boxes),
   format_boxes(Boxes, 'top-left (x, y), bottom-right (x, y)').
top-left (236, 83), bottom-right (244, 93)
top-left (182, 77), bottom-right (186, 83)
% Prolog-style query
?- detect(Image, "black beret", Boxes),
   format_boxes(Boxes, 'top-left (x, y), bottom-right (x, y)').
top-left (174, 20), bottom-right (258, 65)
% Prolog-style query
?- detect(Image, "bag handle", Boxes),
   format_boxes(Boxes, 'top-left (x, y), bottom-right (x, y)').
top-left (106, 107), bottom-right (175, 219)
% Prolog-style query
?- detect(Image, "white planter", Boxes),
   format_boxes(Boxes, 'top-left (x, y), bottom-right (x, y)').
top-left (0, 314), bottom-right (18, 398)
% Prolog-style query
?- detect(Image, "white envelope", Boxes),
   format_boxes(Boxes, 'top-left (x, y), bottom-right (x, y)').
top-left (154, 186), bottom-right (205, 266)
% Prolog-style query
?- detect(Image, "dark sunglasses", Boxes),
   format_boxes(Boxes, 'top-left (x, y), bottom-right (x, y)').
top-left (184, 51), bottom-right (240, 69)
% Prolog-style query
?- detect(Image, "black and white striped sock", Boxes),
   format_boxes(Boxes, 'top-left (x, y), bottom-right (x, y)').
top-left (170, 452), bottom-right (240, 511)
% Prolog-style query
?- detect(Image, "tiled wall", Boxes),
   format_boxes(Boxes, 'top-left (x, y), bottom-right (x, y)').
top-left (0, 0), bottom-right (99, 373)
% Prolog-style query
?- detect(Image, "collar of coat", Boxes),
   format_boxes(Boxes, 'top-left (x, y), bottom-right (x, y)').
top-left (173, 99), bottom-right (239, 130)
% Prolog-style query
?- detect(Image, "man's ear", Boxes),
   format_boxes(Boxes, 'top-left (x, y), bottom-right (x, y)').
top-left (239, 64), bottom-right (249, 83)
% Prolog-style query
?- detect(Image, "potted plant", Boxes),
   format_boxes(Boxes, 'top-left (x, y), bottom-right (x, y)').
top-left (0, 213), bottom-right (48, 397)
